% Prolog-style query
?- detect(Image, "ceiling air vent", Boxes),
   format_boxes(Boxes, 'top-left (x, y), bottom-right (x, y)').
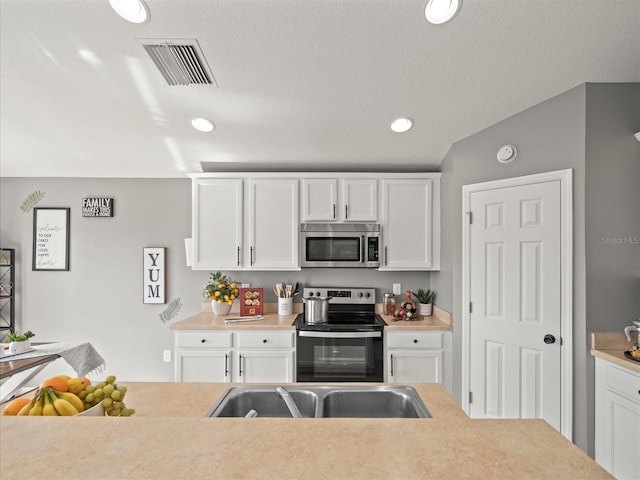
top-left (140, 39), bottom-right (217, 87)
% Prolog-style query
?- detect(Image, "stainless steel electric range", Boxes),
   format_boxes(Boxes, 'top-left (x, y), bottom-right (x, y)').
top-left (293, 287), bottom-right (386, 382)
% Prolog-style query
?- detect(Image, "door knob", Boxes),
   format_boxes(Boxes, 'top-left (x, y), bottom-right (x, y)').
top-left (543, 334), bottom-right (556, 344)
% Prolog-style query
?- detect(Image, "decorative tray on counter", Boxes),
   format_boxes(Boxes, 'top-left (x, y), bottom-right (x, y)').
top-left (624, 351), bottom-right (640, 363)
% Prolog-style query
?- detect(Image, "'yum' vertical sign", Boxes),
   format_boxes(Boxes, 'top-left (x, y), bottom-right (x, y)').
top-left (143, 247), bottom-right (165, 304)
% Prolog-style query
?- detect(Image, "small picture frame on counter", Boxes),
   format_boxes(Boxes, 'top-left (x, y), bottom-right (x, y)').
top-left (240, 288), bottom-right (263, 316)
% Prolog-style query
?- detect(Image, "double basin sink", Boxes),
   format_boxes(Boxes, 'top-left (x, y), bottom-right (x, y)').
top-left (206, 385), bottom-right (431, 418)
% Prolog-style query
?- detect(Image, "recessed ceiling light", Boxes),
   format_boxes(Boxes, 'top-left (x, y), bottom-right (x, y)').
top-left (191, 117), bottom-right (215, 133)
top-left (390, 117), bottom-right (413, 133)
top-left (425, 0), bottom-right (459, 25)
top-left (109, 0), bottom-right (149, 24)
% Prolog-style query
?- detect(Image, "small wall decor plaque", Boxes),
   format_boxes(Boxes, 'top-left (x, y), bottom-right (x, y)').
top-left (32, 207), bottom-right (70, 271)
top-left (240, 287), bottom-right (264, 316)
top-left (143, 247), bottom-right (165, 304)
top-left (82, 197), bottom-right (114, 217)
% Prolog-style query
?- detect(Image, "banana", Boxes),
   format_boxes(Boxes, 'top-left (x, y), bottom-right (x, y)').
top-left (17, 389), bottom-right (40, 416)
top-left (54, 390), bottom-right (84, 412)
top-left (29, 395), bottom-right (45, 416)
top-left (42, 390), bottom-right (59, 416)
top-left (49, 390), bottom-right (79, 416)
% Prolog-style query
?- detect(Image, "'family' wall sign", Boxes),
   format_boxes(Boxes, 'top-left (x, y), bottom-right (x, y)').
top-left (82, 197), bottom-right (114, 217)
top-left (143, 247), bottom-right (165, 304)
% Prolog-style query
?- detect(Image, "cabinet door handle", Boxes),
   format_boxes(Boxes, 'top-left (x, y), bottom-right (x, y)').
top-left (224, 353), bottom-right (229, 377)
top-left (201, 339), bottom-right (206, 343)
top-left (250, 246), bottom-right (254, 266)
top-left (385, 246), bottom-right (388, 266)
top-left (239, 354), bottom-right (243, 377)
top-left (262, 339), bottom-right (268, 344)
top-left (345, 204), bottom-right (348, 219)
top-left (413, 339), bottom-right (418, 344)
top-left (237, 246), bottom-right (240, 266)
top-left (333, 204), bottom-right (336, 219)
top-left (390, 354), bottom-right (394, 378)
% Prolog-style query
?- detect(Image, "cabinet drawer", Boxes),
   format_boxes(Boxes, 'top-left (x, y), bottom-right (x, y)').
top-left (236, 331), bottom-right (294, 349)
top-left (606, 363), bottom-right (640, 403)
top-left (387, 332), bottom-right (442, 349)
top-left (175, 332), bottom-right (233, 348)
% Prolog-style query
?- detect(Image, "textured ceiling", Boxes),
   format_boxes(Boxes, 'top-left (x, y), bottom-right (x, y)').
top-left (1, 0), bottom-right (639, 178)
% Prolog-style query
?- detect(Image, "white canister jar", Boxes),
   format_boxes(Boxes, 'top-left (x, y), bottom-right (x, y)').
top-left (278, 297), bottom-right (293, 316)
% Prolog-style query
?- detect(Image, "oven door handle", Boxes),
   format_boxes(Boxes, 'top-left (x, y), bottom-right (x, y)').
top-left (298, 331), bottom-right (382, 338)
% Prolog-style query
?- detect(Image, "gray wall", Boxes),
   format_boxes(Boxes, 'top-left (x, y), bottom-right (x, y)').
top-left (583, 83), bottom-right (640, 454)
top-left (0, 177), bottom-right (429, 380)
top-left (431, 82), bottom-right (640, 456)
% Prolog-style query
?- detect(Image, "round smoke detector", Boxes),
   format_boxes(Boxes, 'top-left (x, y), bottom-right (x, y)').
top-left (497, 145), bottom-right (517, 164)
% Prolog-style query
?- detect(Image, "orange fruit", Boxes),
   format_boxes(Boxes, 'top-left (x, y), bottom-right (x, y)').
top-left (2, 397), bottom-right (31, 416)
top-left (41, 376), bottom-right (69, 392)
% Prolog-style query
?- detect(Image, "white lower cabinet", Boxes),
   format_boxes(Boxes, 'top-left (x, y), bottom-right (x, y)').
top-left (594, 357), bottom-right (640, 480)
top-left (175, 330), bottom-right (295, 383)
top-left (385, 330), bottom-right (451, 390)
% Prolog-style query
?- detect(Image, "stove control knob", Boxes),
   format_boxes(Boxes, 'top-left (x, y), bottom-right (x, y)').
top-left (308, 292), bottom-right (314, 297)
top-left (365, 292), bottom-right (371, 298)
top-left (358, 292), bottom-right (363, 298)
top-left (315, 291), bottom-right (321, 297)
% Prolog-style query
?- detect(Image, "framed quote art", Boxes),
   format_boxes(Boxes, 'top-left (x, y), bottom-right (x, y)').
top-left (32, 207), bottom-right (70, 271)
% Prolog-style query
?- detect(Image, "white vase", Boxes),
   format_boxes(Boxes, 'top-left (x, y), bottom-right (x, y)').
top-left (211, 300), bottom-right (232, 316)
top-left (417, 303), bottom-right (433, 316)
top-left (9, 339), bottom-right (31, 354)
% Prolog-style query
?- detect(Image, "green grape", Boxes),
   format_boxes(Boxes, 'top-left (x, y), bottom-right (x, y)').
top-left (85, 393), bottom-right (95, 403)
top-left (102, 397), bottom-right (113, 408)
top-left (121, 408), bottom-right (135, 417)
top-left (77, 390), bottom-right (87, 400)
top-left (93, 388), bottom-right (103, 398)
top-left (96, 382), bottom-right (106, 389)
top-left (85, 385), bottom-right (96, 394)
top-left (110, 389), bottom-right (122, 401)
top-left (103, 384), bottom-right (114, 396)
top-left (118, 386), bottom-right (127, 395)
top-left (106, 375), bottom-right (116, 384)
top-left (112, 400), bottom-right (122, 410)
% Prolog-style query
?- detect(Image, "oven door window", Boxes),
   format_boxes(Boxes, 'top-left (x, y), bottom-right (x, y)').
top-left (305, 237), bottom-right (361, 262)
top-left (296, 335), bottom-right (383, 382)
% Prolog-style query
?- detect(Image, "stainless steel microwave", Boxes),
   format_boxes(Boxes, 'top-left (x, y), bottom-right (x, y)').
top-left (300, 223), bottom-right (380, 268)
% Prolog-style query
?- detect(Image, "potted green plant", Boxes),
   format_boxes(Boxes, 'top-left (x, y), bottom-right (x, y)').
top-left (411, 289), bottom-right (436, 316)
top-left (7, 330), bottom-right (35, 354)
top-left (203, 272), bottom-right (239, 316)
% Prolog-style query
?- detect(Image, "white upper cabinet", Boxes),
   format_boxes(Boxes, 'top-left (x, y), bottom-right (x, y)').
top-left (380, 176), bottom-right (440, 270)
top-left (301, 179), bottom-right (338, 221)
top-left (247, 179), bottom-right (299, 270)
top-left (192, 178), bottom-right (243, 270)
top-left (191, 177), bottom-right (300, 271)
top-left (301, 178), bottom-right (377, 222)
top-left (342, 179), bottom-right (377, 221)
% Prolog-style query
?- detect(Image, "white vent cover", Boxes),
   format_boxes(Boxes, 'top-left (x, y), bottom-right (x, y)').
top-left (140, 39), bottom-right (217, 87)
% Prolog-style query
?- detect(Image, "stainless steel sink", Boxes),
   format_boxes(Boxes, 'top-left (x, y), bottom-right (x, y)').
top-left (206, 385), bottom-right (431, 418)
top-left (321, 387), bottom-right (429, 418)
top-left (206, 386), bottom-right (319, 418)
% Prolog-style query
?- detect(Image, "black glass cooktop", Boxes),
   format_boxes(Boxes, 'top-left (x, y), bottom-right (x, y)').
top-left (293, 312), bottom-right (386, 330)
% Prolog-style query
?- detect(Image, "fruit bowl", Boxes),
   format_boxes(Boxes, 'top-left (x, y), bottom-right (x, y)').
top-left (76, 403), bottom-right (105, 416)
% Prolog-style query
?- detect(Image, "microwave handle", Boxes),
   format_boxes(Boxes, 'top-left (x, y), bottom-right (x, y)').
top-left (361, 236), bottom-right (365, 263)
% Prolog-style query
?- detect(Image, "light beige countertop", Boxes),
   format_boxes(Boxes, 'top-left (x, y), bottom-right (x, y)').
top-left (171, 303), bottom-right (452, 332)
top-left (590, 332), bottom-right (640, 373)
top-left (0, 382), bottom-right (609, 479)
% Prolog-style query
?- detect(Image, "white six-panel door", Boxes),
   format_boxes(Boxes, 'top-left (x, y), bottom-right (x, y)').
top-left (468, 180), bottom-right (562, 430)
